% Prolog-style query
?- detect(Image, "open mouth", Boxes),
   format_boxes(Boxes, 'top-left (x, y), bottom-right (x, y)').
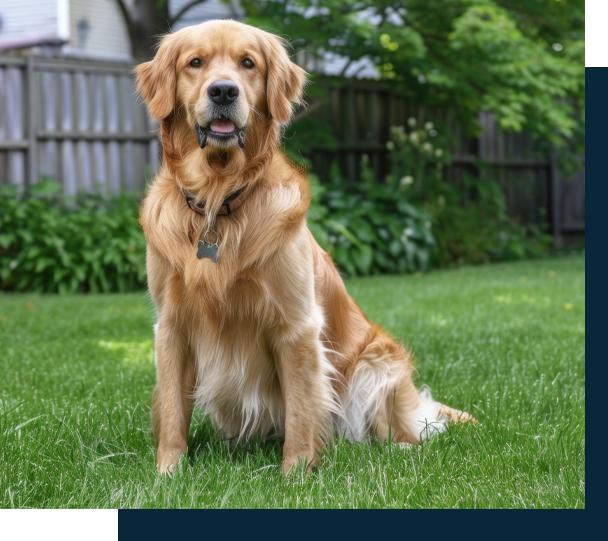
top-left (195, 118), bottom-right (245, 149)
top-left (208, 118), bottom-right (238, 137)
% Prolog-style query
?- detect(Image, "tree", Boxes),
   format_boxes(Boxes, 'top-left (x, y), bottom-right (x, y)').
top-left (115, 0), bottom-right (213, 61)
top-left (242, 0), bottom-right (584, 150)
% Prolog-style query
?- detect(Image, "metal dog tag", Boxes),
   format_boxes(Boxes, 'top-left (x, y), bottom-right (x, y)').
top-left (197, 241), bottom-right (219, 262)
top-left (197, 229), bottom-right (220, 262)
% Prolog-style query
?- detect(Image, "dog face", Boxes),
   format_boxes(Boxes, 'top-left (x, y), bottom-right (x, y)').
top-left (136, 20), bottom-right (307, 150)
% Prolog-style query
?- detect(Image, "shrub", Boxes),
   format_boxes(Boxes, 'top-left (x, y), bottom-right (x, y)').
top-left (422, 174), bottom-right (552, 266)
top-left (0, 181), bottom-right (146, 293)
top-left (385, 120), bottom-right (552, 267)
top-left (308, 158), bottom-right (435, 276)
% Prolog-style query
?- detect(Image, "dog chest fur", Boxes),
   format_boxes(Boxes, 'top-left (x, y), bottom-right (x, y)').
top-left (184, 261), bottom-right (327, 442)
top-left (192, 318), bottom-right (285, 441)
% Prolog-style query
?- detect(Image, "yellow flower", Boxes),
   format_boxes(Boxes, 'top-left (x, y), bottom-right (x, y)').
top-left (563, 303), bottom-right (573, 310)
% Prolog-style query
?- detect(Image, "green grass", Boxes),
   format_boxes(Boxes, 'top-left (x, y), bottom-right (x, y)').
top-left (0, 256), bottom-right (584, 508)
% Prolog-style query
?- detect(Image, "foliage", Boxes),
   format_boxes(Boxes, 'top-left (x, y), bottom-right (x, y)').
top-left (0, 181), bottom-right (146, 293)
top-left (282, 80), bottom-right (338, 162)
top-left (309, 158), bottom-right (435, 276)
top-left (243, 0), bottom-right (584, 151)
top-left (425, 176), bottom-right (552, 266)
top-left (385, 121), bottom-right (552, 267)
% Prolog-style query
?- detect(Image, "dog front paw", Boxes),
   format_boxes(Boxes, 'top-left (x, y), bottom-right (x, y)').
top-left (282, 452), bottom-right (316, 475)
top-left (156, 446), bottom-right (187, 475)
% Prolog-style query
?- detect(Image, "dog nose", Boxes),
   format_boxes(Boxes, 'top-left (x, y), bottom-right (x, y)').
top-left (207, 80), bottom-right (239, 105)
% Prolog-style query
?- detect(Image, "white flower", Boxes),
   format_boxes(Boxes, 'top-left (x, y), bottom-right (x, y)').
top-left (435, 148), bottom-right (443, 158)
top-left (386, 141), bottom-right (395, 150)
top-left (409, 132), bottom-right (419, 144)
top-left (424, 121), bottom-right (434, 131)
top-left (400, 175), bottom-right (414, 187)
top-left (423, 142), bottom-right (433, 153)
top-left (408, 117), bottom-right (417, 127)
top-left (429, 129), bottom-right (437, 137)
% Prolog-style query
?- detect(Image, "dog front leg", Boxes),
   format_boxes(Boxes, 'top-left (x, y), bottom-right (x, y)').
top-left (153, 321), bottom-right (195, 474)
top-left (275, 325), bottom-right (334, 474)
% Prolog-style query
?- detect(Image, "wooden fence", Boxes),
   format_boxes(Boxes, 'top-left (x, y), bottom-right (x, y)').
top-left (307, 82), bottom-right (585, 242)
top-left (0, 55), bottom-right (584, 241)
top-left (0, 55), bottom-right (158, 194)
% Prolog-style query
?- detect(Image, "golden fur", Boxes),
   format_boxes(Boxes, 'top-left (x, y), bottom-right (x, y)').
top-left (136, 20), bottom-right (475, 474)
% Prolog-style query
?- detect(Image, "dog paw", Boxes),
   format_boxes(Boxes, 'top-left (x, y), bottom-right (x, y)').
top-left (282, 454), bottom-right (315, 475)
top-left (438, 405), bottom-right (478, 424)
top-left (156, 447), bottom-right (186, 475)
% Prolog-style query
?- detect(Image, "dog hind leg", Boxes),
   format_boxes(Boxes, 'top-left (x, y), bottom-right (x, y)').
top-left (340, 326), bottom-right (476, 443)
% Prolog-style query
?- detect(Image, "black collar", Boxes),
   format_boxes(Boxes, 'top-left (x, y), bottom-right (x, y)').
top-left (182, 186), bottom-right (246, 217)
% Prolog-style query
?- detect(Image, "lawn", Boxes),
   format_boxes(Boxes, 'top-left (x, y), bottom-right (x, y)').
top-left (0, 256), bottom-right (584, 508)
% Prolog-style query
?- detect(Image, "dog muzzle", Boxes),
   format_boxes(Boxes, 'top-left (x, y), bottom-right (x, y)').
top-left (195, 123), bottom-right (246, 149)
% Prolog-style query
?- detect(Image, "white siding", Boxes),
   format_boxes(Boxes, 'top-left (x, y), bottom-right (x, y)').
top-left (0, 0), bottom-right (58, 46)
top-left (66, 0), bottom-right (130, 60)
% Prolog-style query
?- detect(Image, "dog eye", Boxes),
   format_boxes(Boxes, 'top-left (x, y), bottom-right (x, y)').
top-left (241, 57), bottom-right (255, 69)
top-left (189, 57), bottom-right (202, 68)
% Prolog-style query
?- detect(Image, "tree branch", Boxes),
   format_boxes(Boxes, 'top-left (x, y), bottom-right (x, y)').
top-left (169, 0), bottom-right (209, 26)
top-left (115, 0), bottom-right (134, 33)
top-left (338, 58), bottom-right (355, 78)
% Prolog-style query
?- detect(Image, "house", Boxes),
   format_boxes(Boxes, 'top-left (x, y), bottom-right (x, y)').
top-left (0, 1), bottom-right (375, 76)
top-left (0, 0), bottom-right (241, 60)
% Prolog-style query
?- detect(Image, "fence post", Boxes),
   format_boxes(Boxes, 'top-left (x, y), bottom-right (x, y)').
top-left (26, 55), bottom-right (37, 189)
top-left (549, 151), bottom-right (562, 248)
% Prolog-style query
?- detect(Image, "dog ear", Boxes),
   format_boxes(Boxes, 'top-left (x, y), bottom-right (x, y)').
top-left (263, 34), bottom-right (307, 125)
top-left (135, 35), bottom-right (179, 120)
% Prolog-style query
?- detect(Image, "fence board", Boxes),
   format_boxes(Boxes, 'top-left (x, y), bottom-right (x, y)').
top-left (39, 71), bottom-right (58, 180)
top-left (105, 74), bottom-right (121, 193)
top-left (5, 67), bottom-right (25, 188)
top-left (60, 71), bottom-right (77, 195)
top-left (75, 71), bottom-right (92, 192)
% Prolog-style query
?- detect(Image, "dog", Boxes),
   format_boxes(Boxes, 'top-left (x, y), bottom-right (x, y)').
top-left (135, 19), bottom-right (475, 474)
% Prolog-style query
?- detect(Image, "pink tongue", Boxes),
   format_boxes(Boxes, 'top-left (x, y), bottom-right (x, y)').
top-left (210, 119), bottom-right (236, 133)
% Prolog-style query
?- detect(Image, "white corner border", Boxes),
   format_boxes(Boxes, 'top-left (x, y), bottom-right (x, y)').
top-left (0, 510), bottom-right (118, 541)
top-left (587, 0), bottom-right (608, 67)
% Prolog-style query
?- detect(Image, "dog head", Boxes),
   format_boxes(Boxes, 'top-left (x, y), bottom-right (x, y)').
top-left (135, 20), bottom-right (307, 151)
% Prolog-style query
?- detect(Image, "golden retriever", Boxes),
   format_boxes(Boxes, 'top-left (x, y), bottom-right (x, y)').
top-left (135, 19), bottom-right (475, 474)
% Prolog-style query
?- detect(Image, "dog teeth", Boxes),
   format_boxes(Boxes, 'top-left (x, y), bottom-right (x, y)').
top-left (195, 123), bottom-right (207, 149)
